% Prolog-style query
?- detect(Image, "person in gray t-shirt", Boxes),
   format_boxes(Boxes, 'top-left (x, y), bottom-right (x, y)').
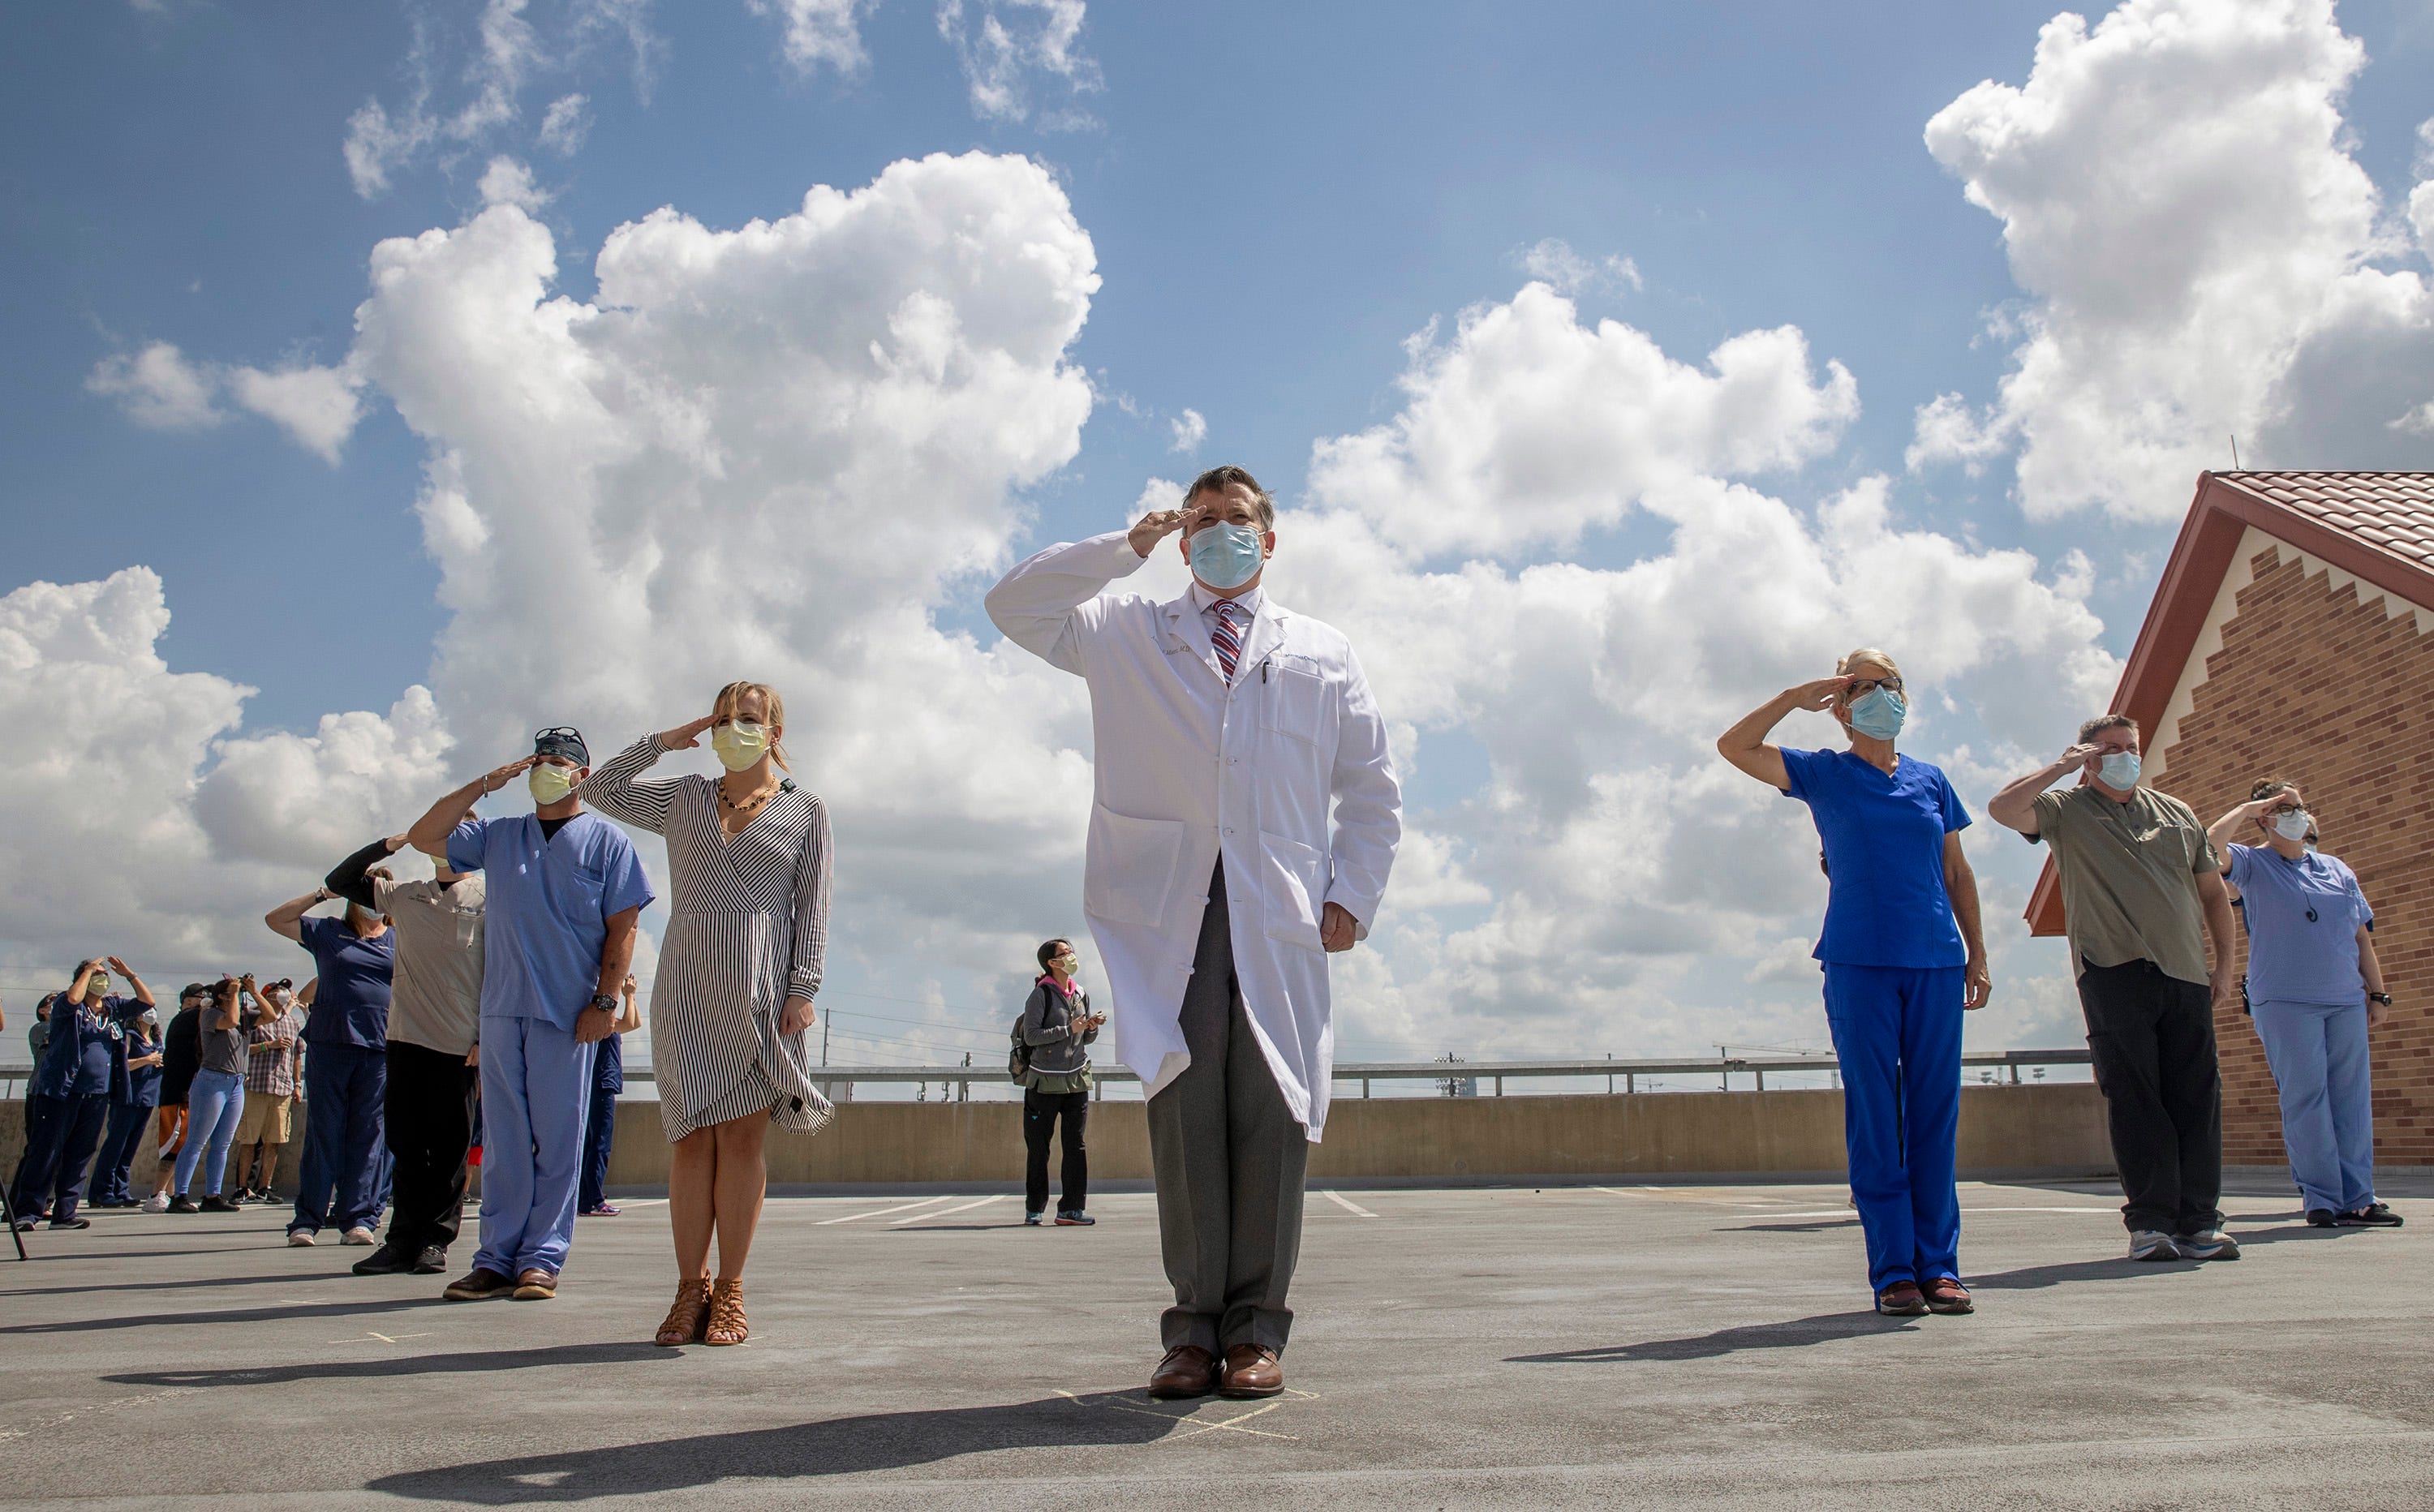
top-left (326, 835), bottom-right (486, 1275)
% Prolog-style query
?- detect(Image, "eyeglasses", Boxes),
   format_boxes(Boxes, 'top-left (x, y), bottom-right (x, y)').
top-left (1846, 677), bottom-right (1904, 697)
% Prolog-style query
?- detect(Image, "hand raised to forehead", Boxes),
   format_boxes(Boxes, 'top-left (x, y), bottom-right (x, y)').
top-left (1127, 505), bottom-right (1197, 558)
top-left (481, 755), bottom-right (539, 793)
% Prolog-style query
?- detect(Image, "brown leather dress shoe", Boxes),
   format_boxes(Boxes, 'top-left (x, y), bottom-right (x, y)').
top-left (1922, 1276), bottom-right (1974, 1315)
top-left (1147, 1344), bottom-right (1219, 1399)
top-left (1219, 1343), bottom-right (1284, 1398)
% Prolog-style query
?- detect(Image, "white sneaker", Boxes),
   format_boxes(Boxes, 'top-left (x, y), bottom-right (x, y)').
top-left (141, 1193), bottom-right (170, 1213)
top-left (2178, 1227), bottom-right (2241, 1261)
top-left (2127, 1229), bottom-right (2182, 1261)
top-left (287, 1229), bottom-right (316, 1247)
top-left (341, 1226), bottom-right (376, 1246)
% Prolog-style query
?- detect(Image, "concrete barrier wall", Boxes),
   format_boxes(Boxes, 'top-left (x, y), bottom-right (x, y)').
top-left (2, 1084), bottom-right (2114, 1201)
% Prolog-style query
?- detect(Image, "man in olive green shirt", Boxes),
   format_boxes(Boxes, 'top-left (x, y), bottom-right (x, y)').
top-left (1990, 714), bottom-right (2241, 1264)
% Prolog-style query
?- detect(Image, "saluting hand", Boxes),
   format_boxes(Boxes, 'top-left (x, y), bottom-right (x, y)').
top-left (1128, 503), bottom-right (1202, 559)
top-left (658, 714), bottom-right (720, 751)
top-left (1786, 676), bottom-right (1852, 711)
top-left (2055, 742), bottom-right (2103, 770)
top-left (478, 756), bottom-right (537, 794)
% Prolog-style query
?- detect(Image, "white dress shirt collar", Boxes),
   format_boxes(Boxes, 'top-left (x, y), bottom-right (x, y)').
top-left (1188, 580), bottom-right (1262, 621)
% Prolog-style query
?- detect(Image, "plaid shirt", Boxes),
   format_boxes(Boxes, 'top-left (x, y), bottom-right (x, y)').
top-left (245, 1013), bottom-right (299, 1097)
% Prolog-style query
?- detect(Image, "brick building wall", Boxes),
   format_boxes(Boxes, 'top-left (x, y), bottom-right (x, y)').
top-left (2152, 544), bottom-right (2434, 1167)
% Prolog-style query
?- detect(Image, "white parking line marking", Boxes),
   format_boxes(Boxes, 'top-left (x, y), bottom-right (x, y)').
top-left (1322, 1190), bottom-right (1378, 1218)
top-left (815, 1195), bottom-right (957, 1226)
top-left (891, 1195), bottom-right (1004, 1226)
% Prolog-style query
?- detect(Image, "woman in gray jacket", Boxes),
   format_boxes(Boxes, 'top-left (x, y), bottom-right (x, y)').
top-left (1021, 939), bottom-right (1104, 1226)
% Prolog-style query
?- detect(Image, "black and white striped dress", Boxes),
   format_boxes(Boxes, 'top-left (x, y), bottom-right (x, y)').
top-left (583, 735), bottom-right (835, 1142)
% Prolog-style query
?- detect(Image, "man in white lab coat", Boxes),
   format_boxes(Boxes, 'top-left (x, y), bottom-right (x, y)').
top-left (987, 465), bottom-right (1401, 1401)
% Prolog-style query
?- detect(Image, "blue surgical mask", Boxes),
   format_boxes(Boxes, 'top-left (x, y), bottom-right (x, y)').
top-left (1187, 522), bottom-right (1266, 591)
top-left (1846, 687), bottom-right (1906, 741)
top-left (2099, 751), bottom-right (2140, 788)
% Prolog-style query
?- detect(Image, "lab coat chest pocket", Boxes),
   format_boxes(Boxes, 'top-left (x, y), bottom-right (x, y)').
top-left (1085, 805), bottom-right (1188, 928)
top-left (1258, 832), bottom-right (1329, 952)
top-left (1261, 659), bottom-right (1336, 748)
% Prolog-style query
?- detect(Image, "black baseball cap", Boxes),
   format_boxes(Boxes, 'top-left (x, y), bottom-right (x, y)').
top-left (533, 726), bottom-right (589, 766)
top-left (180, 982), bottom-right (211, 1003)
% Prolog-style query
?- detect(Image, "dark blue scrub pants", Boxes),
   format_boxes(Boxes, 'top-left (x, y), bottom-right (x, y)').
top-left (1823, 964), bottom-right (1965, 1291)
top-left (92, 1100), bottom-right (153, 1205)
top-left (578, 1071), bottom-right (617, 1213)
top-left (291, 1042), bottom-right (387, 1236)
top-left (10, 1092), bottom-right (110, 1224)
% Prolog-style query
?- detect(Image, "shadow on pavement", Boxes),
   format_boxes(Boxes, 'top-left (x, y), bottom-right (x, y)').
top-left (6, 1269), bottom-right (346, 1299)
top-left (365, 1394), bottom-right (1182, 1501)
top-left (1725, 1219), bottom-right (1863, 1233)
top-left (1506, 1310), bottom-right (1916, 1364)
top-left (0, 1295), bottom-right (446, 1334)
top-left (105, 1341), bottom-right (670, 1389)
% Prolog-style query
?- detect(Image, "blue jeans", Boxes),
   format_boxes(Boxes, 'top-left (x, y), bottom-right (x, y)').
top-left (92, 1101), bottom-right (153, 1205)
top-left (175, 1070), bottom-right (246, 1196)
top-left (2251, 1001), bottom-right (2376, 1213)
top-left (11, 1092), bottom-right (110, 1222)
top-left (291, 1042), bottom-right (387, 1235)
top-left (1823, 964), bottom-right (1966, 1291)
top-left (474, 1016), bottom-right (595, 1278)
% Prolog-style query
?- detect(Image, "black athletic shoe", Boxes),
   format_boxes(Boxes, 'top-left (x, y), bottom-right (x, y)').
top-left (351, 1242), bottom-right (415, 1276)
top-left (48, 1217), bottom-right (92, 1230)
top-left (168, 1195), bottom-right (200, 1214)
top-left (411, 1245), bottom-right (448, 1274)
top-left (2338, 1203), bottom-right (2404, 1228)
top-left (2307, 1209), bottom-right (2337, 1227)
top-left (198, 1195), bottom-right (239, 1213)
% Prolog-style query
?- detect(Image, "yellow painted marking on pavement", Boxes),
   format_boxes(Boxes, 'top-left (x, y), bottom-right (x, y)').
top-left (1322, 1190), bottom-right (1378, 1218)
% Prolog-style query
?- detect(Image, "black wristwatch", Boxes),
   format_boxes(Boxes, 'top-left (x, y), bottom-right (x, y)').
top-left (2368, 992), bottom-right (2393, 1007)
top-left (587, 993), bottom-right (619, 1015)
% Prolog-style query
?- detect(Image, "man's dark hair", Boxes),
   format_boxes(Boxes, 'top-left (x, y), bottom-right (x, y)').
top-left (1036, 938), bottom-right (1073, 971)
top-left (1185, 465), bottom-right (1275, 530)
top-left (2247, 778), bottom-right (2299, 805)
top-left (2078, 712), bottom-right (2138, 745)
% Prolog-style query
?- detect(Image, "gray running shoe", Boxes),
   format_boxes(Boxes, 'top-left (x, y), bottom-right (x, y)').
top-left (2127, 1230), bottom-right (2182, 1261)
top-left (2177, 1227), bottom-right (2240, 1261)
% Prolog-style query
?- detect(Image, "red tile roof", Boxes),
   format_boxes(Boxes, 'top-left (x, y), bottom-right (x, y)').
top-left (2025, 470), bottom-right (2434, 935)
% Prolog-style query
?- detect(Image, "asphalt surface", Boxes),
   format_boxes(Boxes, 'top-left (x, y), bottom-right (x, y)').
top-left (2, 1176), bottom-right (2428, 1508)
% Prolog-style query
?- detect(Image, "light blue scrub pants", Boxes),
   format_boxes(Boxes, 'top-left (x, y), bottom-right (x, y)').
top-left (1823, 964), bottom-right (1965, 1291)
top-left (2251, 1001), bottom-right (2376, 1214)
top-left (473, 1016), bottom-right (596, 1279)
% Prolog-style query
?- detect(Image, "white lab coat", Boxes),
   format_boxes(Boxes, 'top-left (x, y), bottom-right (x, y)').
top-left (987, 531), bottom-right (1401, 1139)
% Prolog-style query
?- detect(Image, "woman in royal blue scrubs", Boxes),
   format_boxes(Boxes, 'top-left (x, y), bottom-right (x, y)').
top-left (1718, 649), bottom-right (1993, 1317)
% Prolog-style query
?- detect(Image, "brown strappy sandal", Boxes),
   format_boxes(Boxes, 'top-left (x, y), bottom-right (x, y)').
top-left (655, 1278), bottom-right (712, 1347)
top-left (705, 1277), bottom-right (748, 1346)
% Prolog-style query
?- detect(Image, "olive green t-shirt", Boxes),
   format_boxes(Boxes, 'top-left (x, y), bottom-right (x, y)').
top-left (2029, 784), bottom-right (2220, 986)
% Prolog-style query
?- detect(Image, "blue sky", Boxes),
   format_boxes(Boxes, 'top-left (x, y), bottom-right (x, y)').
top-left (5, 0), bottom-right (2432, 1071)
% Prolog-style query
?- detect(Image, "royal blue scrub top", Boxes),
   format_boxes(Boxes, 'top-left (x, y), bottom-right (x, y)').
top-left (1780, 748), bottom-right (1972, 969)
top-left (2226, 844), bottom-right (2372, 1006)
top-left (449, 811), bottom-right (655, 1031)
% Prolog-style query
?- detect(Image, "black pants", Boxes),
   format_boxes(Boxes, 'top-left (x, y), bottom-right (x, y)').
top-left (2078, 959), bottom-right (2223, 1235)
top-left (1024, 1088), bottom-right (1090, 1216)
top-left (10, 1093), bottom-right (109, 1223)
top-left (383, 1041), bottom-right (478, 1257)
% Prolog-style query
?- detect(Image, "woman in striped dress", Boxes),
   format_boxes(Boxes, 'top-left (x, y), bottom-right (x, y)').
top-left (581, 681), bottom-right (832, 1347)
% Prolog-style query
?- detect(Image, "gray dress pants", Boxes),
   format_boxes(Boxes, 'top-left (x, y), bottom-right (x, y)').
top-left (1148, 861), bottom-right (1309, 1355)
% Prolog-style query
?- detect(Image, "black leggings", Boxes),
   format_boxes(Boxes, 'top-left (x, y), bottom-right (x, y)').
top-left (1023, 1088), bottom-right (1089, 1216)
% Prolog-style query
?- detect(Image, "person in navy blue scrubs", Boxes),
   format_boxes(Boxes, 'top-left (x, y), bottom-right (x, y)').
top-left (264, 885), bottom-right (396, 1247)
top-left (577, 975), bottom-right (641, 1218)
top-left (9, 957), bottom-right (156, 1230)
top-left (90, 1007), bottom-right (164, 1208)
top-left (1719, 649), bottom-right (1993, 1317)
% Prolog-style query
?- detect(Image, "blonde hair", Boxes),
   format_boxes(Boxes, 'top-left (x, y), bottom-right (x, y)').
top-left (1834, 647), bottom-right (1900, 702)
top-left (713, 680), bottom-right (791, 771)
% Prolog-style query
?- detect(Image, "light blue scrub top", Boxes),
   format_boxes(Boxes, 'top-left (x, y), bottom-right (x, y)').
top-left (2226, 843), bottom-right (2372, 1007)
top-left (448, 812), bottom-right (655, 1031)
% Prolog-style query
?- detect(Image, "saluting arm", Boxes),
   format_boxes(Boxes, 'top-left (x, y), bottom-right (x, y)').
top-left (985, 510), bottom-right (1189, 670)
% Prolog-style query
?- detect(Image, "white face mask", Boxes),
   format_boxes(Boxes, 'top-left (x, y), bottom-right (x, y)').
top-left (2271, 810), bottom-right (2311, 842)
top-left (711, 720), bottom-right (771, 772)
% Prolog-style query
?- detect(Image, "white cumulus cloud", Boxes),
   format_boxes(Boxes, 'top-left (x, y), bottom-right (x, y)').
top-left (938, 0), bottom-right (1099, 128)
top-left (1912, 0), bottom-right (2434, 519)
top-left (86, 342), bottom-right (222, 431)
top-left (1168, 407), bottom-right (1206, 453)
top-left (751, 0), bottom-right (875, 74)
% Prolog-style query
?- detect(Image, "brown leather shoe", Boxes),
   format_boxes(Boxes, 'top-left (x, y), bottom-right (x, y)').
top-left (442, 1266), bottom-right (514, 1301)
top-left (1922, 1276), bottom-right (1974, 1315)
top-left (1147, 1344), bottom-right (1219, 1399)
top-left (512, 1267), bottom-right (558, 1300)
top-left (1219, 1343), bottom-right (1284, 1398)
top-left (1874, 1280), bottom-right (1928, 1317)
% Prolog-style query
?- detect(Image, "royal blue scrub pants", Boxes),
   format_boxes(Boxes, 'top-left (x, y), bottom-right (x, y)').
top-left (290, 1042), bottom-right (386, 1235)
top-left (92, 1100), bottom-right (153, 1205)
top-left (1823, 964), bottom-right (1965, 1291)
top-left (2251, 1000), bottom-right (2376, 1214)
top-left (11, 1092), bottom-right (108, 1222)
top-left (474, 1016), bottom-right (596, 1279)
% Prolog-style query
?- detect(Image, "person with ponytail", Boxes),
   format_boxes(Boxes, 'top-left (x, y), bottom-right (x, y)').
top-left (582, 681), bottom-right (834, 1348)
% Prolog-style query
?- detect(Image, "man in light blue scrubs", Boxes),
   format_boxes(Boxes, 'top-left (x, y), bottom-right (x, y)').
top-left (409, 727), bottom-right (653, 1301)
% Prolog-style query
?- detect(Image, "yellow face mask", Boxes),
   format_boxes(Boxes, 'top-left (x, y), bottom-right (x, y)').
top-left (528, 763), bottom-right (578, 805)
top-left (710, 720), bottom-right (770, 772)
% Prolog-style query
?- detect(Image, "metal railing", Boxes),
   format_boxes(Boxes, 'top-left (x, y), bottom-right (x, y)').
top-left (0, 1048), bottom-right (2092, 1105)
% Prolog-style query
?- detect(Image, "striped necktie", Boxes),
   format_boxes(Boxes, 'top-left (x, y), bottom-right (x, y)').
top-left (1211, 598), bottom-right (1244, 682)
